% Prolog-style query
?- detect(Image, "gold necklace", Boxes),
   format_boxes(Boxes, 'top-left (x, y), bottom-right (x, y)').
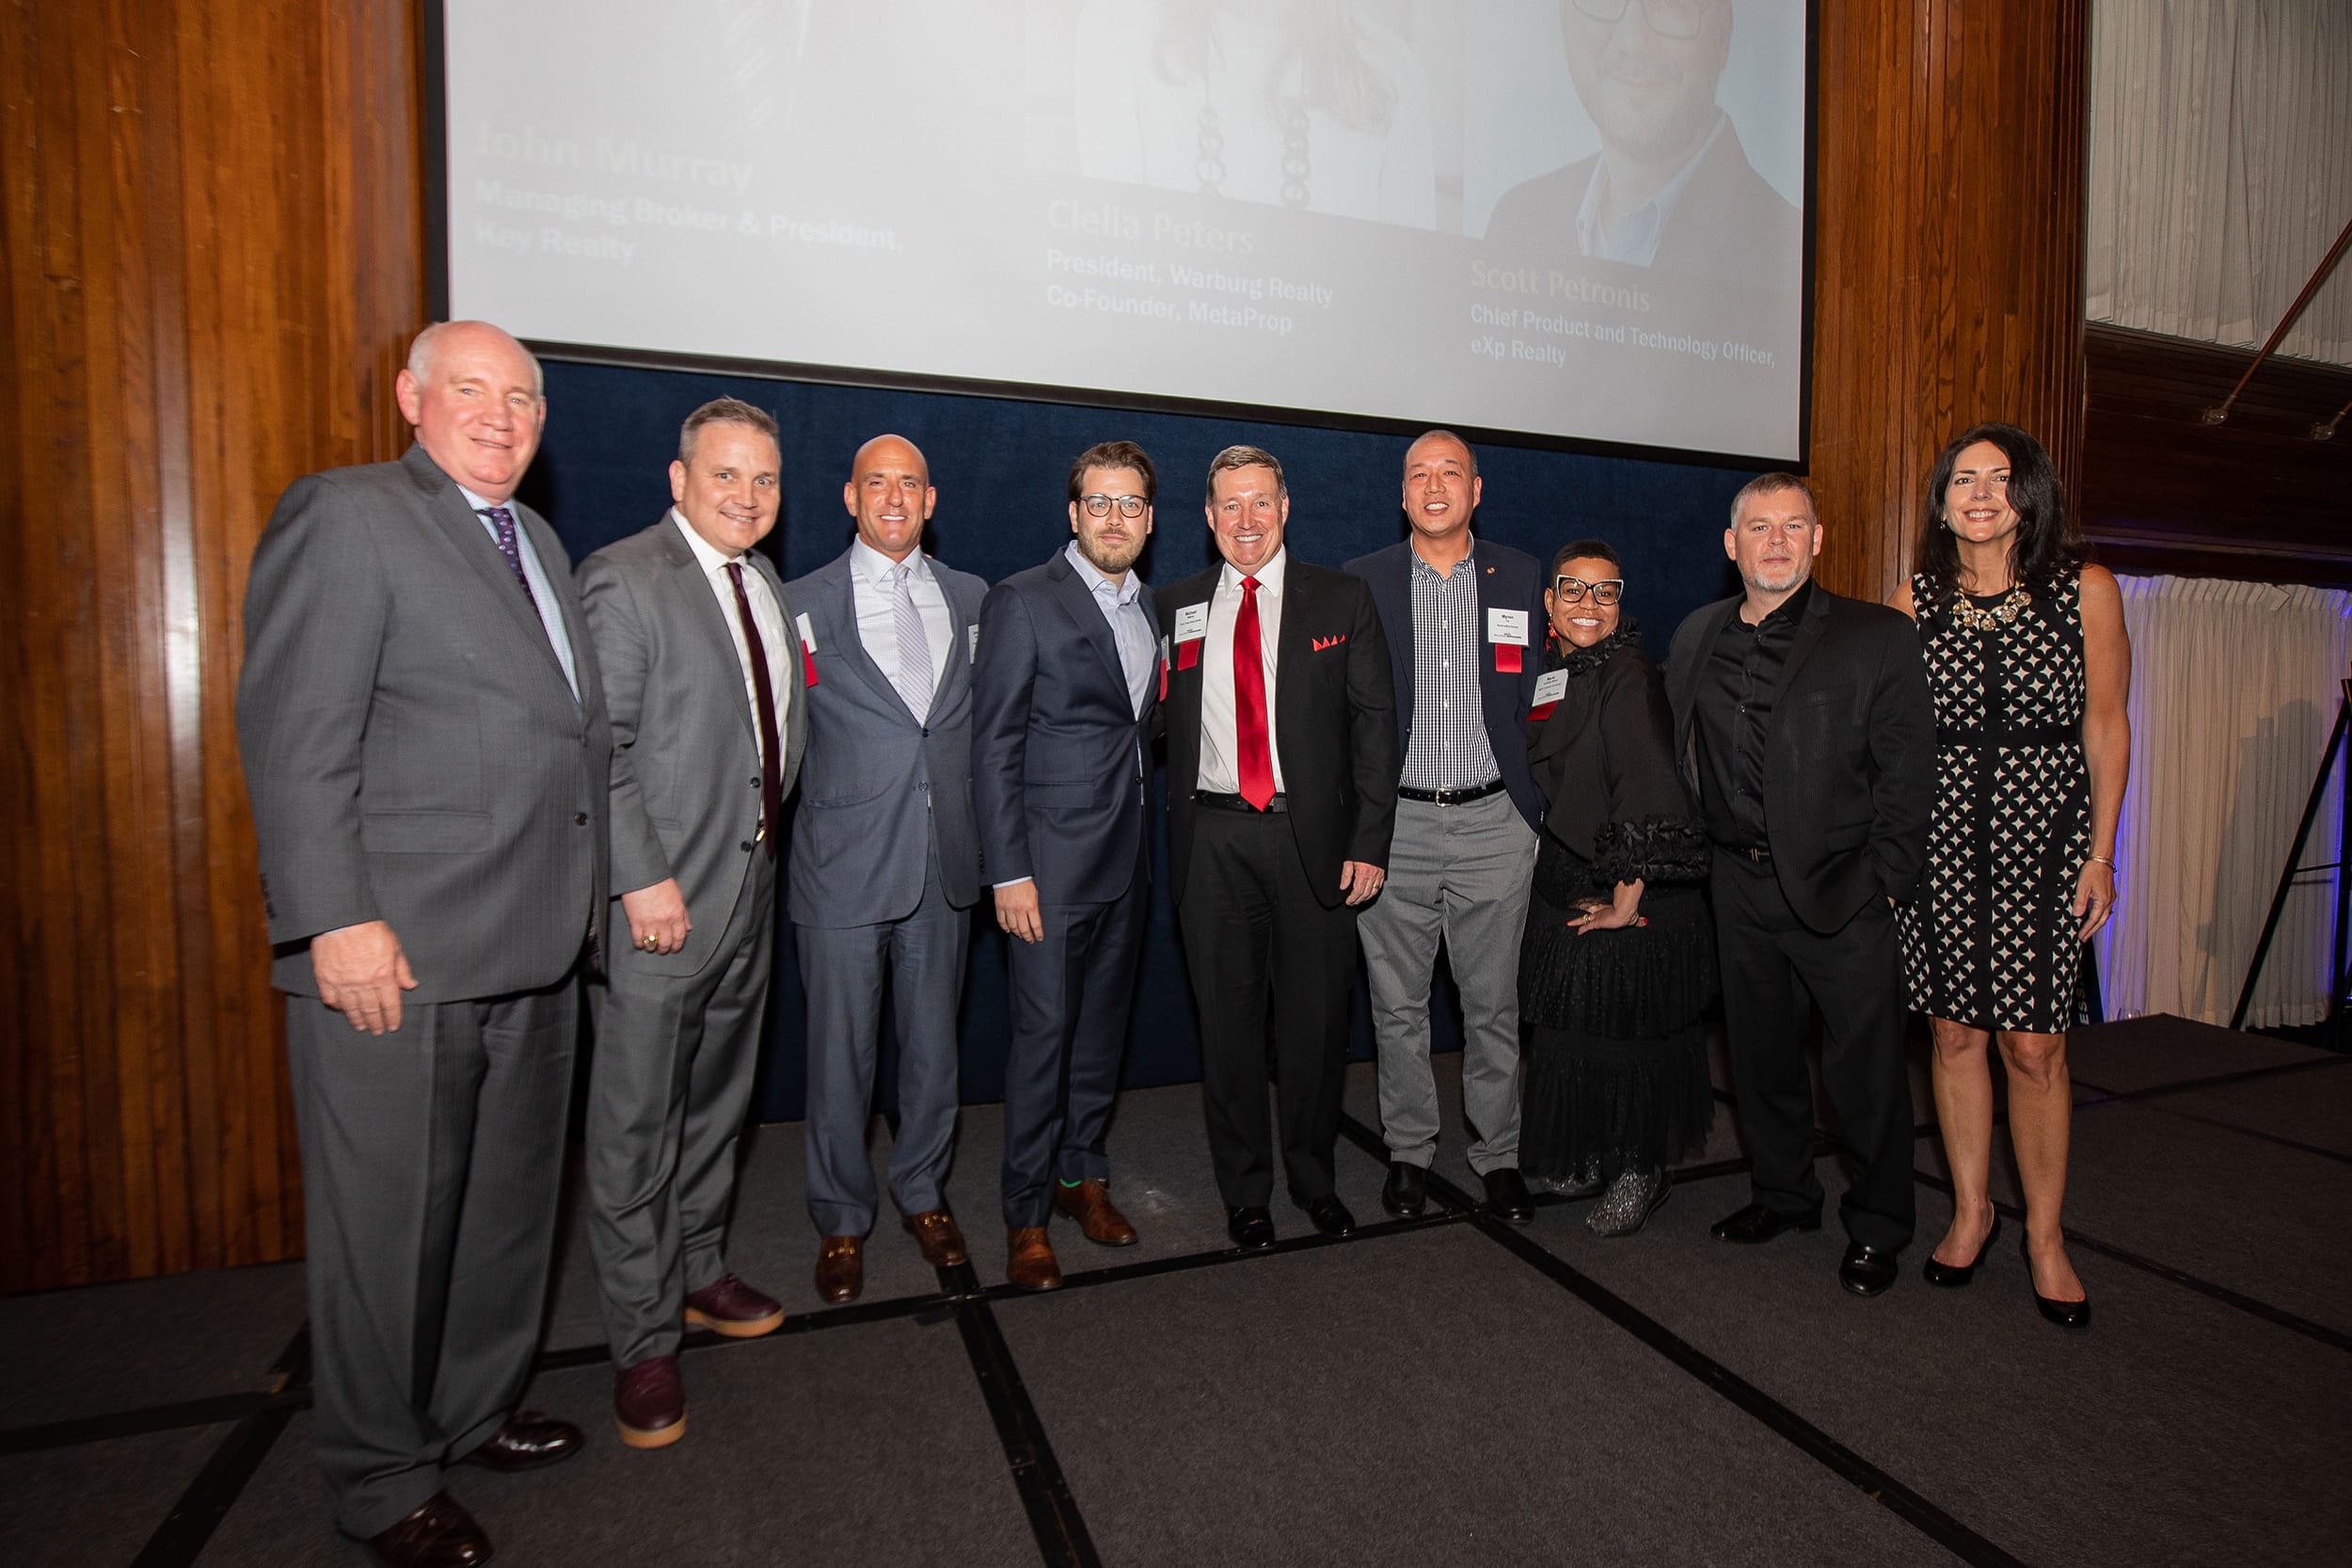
top-left (1949, 583), bottom-right (2031, 633)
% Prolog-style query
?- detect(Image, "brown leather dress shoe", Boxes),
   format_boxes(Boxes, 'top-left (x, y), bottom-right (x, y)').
top-left (614, 1354), bottom-right (686, 1449)
top-left (458, 1409), bottom-right (581, 1472)
top-left (902, 1209), bottom-right (970, 1268)
top-left (815, 1235), bottom-right (864, 1304)
top-left (367, 1492), bottom-right (491, 1568)
top-left (1052, 1179), bottom-right (1139, 1246)
top-left (683, 1274), bottom-right (785, 1338)
top-left (1007, 1226), bottom-right (1063, 1291)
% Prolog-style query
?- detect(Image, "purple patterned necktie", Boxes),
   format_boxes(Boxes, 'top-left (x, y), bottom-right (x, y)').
top-left (479, 506), bottom-right (541, 614)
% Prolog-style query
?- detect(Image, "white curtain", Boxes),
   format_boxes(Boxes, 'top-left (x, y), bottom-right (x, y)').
top-left (2087, 0), bottom-right (2352, 367)
top-left (2092, 575), bottom-right (2352, 1027)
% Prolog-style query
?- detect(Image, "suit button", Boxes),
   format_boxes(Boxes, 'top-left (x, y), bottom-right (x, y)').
top-left (574, 812), bottom-right (589, 826)
top-left (750, 777), bottom-right (759, 787)
top-left (740, 840), bottom-right (754, 853)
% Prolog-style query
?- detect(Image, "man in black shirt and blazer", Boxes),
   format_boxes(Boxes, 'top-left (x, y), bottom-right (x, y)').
top-left (1160, 445), bottom-right (1399, 1248)
top-left (1665, 473), bottom-right (1933, 1296)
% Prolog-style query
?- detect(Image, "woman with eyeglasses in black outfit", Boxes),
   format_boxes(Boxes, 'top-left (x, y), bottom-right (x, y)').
top-left (1517, 540), bottom-right (1713, 1234)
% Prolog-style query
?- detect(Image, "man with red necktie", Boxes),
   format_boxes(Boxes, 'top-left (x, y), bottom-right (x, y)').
top-left (1157, 445), bottom-right (1399, 1248)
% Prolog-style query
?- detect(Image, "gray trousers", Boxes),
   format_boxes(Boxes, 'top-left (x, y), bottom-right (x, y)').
top-left (798, 841), bottom-right (969, 1237)
top-left (1358, 792), bottom-right (1536, 1175)
top-left (585, 852), bottom-right (775, 1369)
top-left (286, 977), bottom-right (577, 1539)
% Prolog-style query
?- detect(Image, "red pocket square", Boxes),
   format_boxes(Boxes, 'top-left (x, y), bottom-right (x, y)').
top-left (1312, 634), bottom-right (1347, 651)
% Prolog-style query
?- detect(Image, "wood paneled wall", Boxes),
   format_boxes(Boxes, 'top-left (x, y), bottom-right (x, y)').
top-left (0, 0), bottom-right (425, 1292)
top-left (1808, 0), bottom-right (2090, 604)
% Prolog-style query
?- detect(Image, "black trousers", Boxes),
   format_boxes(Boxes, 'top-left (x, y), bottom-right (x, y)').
top-left (1176, 806), bottom-right (1359, 1208)
top-left (1711, 854), bottom-right (1916, 1251)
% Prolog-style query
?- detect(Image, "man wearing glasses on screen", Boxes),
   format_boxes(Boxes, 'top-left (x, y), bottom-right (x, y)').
top-left (1484, 0), bottom-right (1799, 287)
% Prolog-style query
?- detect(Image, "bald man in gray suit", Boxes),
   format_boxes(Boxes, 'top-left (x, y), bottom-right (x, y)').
top-left (577, 398), bottom-right (809, 1452)
top-left (237, 322), bottom-right (607, 1568)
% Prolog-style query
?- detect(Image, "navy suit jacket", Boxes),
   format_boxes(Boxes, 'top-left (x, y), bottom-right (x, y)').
top-left (1343, 537), bottom-right (1547, 831)
top-left (971, 548), bottom-right (1159, 906)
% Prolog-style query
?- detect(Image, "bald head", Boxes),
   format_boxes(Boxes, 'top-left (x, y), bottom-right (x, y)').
top-left (394, 320), bottom-right (547, 503)
top-left (843, 433), bottom-right (935, 561)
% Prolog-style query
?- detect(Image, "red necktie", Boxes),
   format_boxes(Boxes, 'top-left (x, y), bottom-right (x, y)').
top-left (1233, 576), bottom-right (1275, 810)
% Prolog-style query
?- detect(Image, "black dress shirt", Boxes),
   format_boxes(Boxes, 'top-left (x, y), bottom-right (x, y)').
top-left (1692, 578), bottom-right (1813, 850)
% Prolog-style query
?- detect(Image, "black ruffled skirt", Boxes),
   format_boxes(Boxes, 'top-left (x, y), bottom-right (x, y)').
top-left (1518, 836), bottom-right (1716, 1180)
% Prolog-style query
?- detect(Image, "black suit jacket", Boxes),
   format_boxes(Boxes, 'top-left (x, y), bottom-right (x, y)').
top-left (1664, 585), bottom-right (1933, 933)
top-left (971, 548), bottom-right (1159, 905)
top-left (1158, 557), bottom-right (1399, 909)
top-left (1343, 537), bottom-right (1546, 830)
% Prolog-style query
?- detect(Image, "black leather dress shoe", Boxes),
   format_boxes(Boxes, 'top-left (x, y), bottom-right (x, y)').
top-left (1709, 1202), bottom-right (1823, 1244)
top-left (459, 1409), bottom-right (582, 1471)
top-left (1482, 1167), bottom-right (1534, 1226)
top-left (1380, 1161), bottom-right (1427, 1217)
top-left (1225, 1205), bottom-right (1276, 1249)
top-left (1921, 1209), bottom-right (2001, 1288)
top-left (1839, 1242), bottom-right (1900, 1297)
top-left (1303, 1194), bottom-right (1357, 1238)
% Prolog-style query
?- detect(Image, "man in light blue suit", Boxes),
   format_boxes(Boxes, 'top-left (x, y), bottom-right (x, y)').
top-left (786, 434), bottom-right (989, 1305)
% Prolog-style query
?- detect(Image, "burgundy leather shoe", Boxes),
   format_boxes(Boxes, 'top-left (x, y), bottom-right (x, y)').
top-left (366, 1492), bottom-right (491, 1568)
top-left (614, 1354), bottom-right (686, 1449)
top-left (458, 1409), bottom-right (581, 1472)
top-left (814, 1235), bottom-right (864, 1304)
top-left (1007, 1226), bottom-right (1063, 1291)
top-left (1052, 1179), bottom-right (1139, 1246)
top-left (902, 1209), bottom-right (970, 1268)
top-left (683, 1274), bottom-right (785, 1338)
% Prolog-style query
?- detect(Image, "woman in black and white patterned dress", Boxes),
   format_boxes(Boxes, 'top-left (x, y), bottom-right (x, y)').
top-left (1892, 423), bottom-right (2131, 1329)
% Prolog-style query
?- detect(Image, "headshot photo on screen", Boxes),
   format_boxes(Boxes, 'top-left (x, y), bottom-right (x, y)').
top-left (1057, 0), bottom-right (1448, 230)
top-left (1475, 0), bottom-right (1804, 289)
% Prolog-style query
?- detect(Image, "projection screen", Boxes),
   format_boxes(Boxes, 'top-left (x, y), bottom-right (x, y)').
top-left (439, 0), bottom-right (1811, 462)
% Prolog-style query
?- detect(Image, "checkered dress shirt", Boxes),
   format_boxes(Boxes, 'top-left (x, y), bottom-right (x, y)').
top-left (1399, 550), bottom-right (1502, 791)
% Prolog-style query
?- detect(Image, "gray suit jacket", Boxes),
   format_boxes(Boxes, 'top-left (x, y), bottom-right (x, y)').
top-left (236, 443), bottom-right (612, 1002)
top-left (784, 546), bottom-right (988, 927)
top-left (577, 514), bottom-right (808, 977)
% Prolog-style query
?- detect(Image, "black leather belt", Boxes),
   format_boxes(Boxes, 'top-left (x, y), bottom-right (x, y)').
top-left (1719, 843), bottom-right (1772, 864)
top-left (1196, 791), bottom-right (1288, 814)
top-left (1396, 778), bottom-right (1506, 806)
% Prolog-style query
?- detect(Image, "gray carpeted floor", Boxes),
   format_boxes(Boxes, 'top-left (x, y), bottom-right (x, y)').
top-left (1, 1013), bottom-right (2344, 1568)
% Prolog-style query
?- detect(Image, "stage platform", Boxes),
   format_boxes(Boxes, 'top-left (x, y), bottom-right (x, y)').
top-left (3, 1013), bottom-right (2345, 1567)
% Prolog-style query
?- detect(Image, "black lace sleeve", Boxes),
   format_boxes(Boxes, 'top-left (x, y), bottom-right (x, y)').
top-left (1592, 816), bottom-right (1710, 886)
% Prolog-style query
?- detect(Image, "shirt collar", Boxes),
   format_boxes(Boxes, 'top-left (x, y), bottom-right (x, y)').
top-left (1408, 539), bottom-right (1478, 582)
top-left (458, 484), bottom-right (507, 515)
top-left (670, 508), bottom-right (744, 574)
top-left (1064, 540), bottom-right (1142, 605)
top-left (853, 537), bottom-right (930, 585)
top-left (1217, 546), bottom-right (1288, 596)
top-left (1746, 576), bottom-right (1816, 630)
top-left (1577, 112), bottom-right (1728, 263)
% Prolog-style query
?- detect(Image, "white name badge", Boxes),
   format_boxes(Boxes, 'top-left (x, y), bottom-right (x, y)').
top-left (1174, 602), bottom-right (1210, 643)
top-left (1161, 634), bottom-right (1172, 666)
top-left (1488, 608), bottom-right (1531, 646)
top-left (1533, 668), bottom-right (1569, 705)
top-left (969, 623), bottom-right (980, 663)
top-left (796, 612), bottom-right (817, 652)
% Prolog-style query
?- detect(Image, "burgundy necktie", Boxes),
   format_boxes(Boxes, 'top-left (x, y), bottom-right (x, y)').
top-left (1233, 576), bottom-right (1275, 811)
top-left (725, 562), bottom-right (783, 859)
top-left (479, 506), bottom-right (540, 614)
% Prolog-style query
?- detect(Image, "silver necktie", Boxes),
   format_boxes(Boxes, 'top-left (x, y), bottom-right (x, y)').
top-left (892, 562), bottom-right (933, 722)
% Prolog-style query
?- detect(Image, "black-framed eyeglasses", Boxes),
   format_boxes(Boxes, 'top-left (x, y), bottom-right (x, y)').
top-left (1552, 576), bottom-right (1624, 605)
top-left (1570, 0), bottom-right (1717, 42)
top-left (1080, 494), bottom-right (1149, 519)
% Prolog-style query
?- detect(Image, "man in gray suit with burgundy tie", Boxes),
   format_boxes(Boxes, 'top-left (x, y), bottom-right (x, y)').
top-left (786, 434), bottom-right (989, 1305)
top-left (576, 398), bottom-right (809, 1451)
top-left (237, 321), bottom-right (607, 1568)
top-left (972, 439), bottom-right (1162, 1291)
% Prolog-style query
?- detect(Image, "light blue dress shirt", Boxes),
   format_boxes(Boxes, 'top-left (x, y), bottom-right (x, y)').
top-left (460, 483), bottom-right (580, 700)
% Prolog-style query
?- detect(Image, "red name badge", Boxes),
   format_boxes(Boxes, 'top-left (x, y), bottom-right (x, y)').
top-left (1528, 699), bottom-right (1558, 721)
top-left (1177, 639), bottom-right (1200, 672)
top-left (802, 643), bottom-right (819, 687)
top-left (1495, 643), bottom-right (1522, 674)
top-left (1158, 655), bottom-right (1168, 701)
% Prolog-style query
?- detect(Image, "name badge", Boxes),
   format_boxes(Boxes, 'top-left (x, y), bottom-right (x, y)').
top-left (795, 612), bottom-right (819, 688)
top-left (1174, 602), bottom-right (1210, 643)
top-left (969, 623), bottom-right (980, 664)
top-left (795, 612), bottom-right (818, 652)
top-left (1487, 608), bottom-right (1530, 646)
top-left (1532, 669), bottom-right (1569, 705)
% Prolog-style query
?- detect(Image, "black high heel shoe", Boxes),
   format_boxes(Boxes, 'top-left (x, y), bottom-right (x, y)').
top-left (1920, 1207), bottom-right (2000, 1288)
top-left (2025, 1240), bottom-right (2092, 1331)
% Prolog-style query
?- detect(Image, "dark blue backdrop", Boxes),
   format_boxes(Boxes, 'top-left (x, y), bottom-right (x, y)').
top-left (523, 358), bottom-right (1757, 1122)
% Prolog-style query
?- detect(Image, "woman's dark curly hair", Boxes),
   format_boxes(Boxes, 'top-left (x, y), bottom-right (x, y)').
top-left (1912, 422), bottom-right (2085, 603)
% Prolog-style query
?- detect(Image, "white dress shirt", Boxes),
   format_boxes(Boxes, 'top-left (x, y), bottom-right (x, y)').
top-left (670, 509), bottom-right (791, 768)
top-left (1064, 540), bottom-right (1154, 719)
top-left (850, 538), bottom-right (952, 700)
top-left (461, 483), bottom-right (580, 699)
top-left (1197, 547), bottom-right (1289, 795)
top-left (1576, 112), bottom-right (1728, 267)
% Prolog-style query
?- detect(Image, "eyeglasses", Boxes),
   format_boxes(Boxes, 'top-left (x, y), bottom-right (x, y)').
top-left (1080, 494), bottom-right (1149, 519)
top-left (1552, 576), bottom-right (1624, 605)
top-left (1570, 0), bottom-right (1718, 42)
